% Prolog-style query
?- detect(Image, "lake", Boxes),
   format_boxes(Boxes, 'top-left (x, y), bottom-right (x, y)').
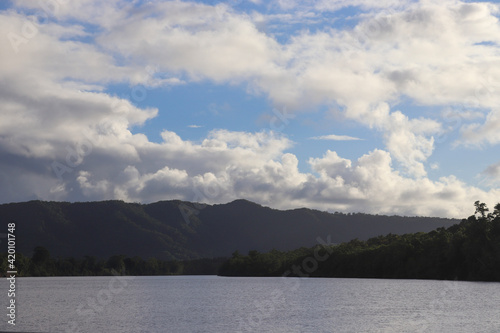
top-left (1, 275), bottom-right (499, 332)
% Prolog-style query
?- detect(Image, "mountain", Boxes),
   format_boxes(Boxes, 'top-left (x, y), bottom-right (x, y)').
top-left (219, 204), bottom-right (500, 282)
top-left (0, 199), bottom-right (458, 260)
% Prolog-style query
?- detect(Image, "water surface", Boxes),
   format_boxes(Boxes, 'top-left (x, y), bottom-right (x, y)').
top-left (1, 276), bottom-right (499, 332)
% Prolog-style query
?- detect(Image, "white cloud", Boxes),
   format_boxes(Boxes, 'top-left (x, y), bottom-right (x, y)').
top-left (10, 0), bottom-right (500, 158)
top-left (315, 0), bottom-right (411, 11)
top-left (310, 134), bottom-right (363, 141)
top-left (271, 0), bottom-right (408, 12)
top-left (1, 0), bottom-right (500, 218)
top-left (94, 1), bottom-right (282, 83)
top-left (263, 0), bottom-right (500, 167)
top-left (12, 0), bottom-right (130, 29)
top-left (306, 149), bottom-right (500, 217)
top-left (2, 116), bottom-right (498, 218)
top-left (459, 109), bottom-right (500, 147)
top-left (430, 163), bottom-right (439, 170)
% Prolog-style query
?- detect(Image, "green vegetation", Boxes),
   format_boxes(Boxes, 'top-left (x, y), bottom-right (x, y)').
top-left (0, 247), bottom-right (226, 277)
top-left (219, 202), bottom-right (500, 282)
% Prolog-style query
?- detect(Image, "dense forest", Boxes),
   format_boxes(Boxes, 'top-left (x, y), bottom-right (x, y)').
top-left (0, 247), bottom-right (226, 277)
top-left (219, 202), bottom-right (500, 282)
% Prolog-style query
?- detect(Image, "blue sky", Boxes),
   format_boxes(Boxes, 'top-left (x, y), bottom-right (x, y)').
top-left (119, 80), bottom-right (381, 168)
top-left (116, 68), bottom-right (495, 186)
top-left (1, 0), bottom-right (500, 217)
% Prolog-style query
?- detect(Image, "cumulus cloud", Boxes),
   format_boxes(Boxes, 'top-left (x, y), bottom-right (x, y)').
top-left (459, 109), bottom-right (500, 147)
top-left (266, 1), bottom-right (500, 172)
top-left (306, 149), bottom-right (500, 217)
top-left (66, 134), bottom-right (500, 218)
top-left (1, 0), bottom-right (500, 217)
top-left (94, 1), bottom-right (282, 84)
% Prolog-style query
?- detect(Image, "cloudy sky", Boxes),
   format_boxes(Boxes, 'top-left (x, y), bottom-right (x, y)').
top-left (1, 0), bottom-right (500, 218)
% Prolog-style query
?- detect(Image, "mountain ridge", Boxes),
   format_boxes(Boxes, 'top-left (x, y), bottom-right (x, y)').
top-left (0, 199), bottom-right (459, 260)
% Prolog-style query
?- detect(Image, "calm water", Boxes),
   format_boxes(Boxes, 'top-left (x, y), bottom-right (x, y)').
top-left (0, 275), bottom-right (499, 332)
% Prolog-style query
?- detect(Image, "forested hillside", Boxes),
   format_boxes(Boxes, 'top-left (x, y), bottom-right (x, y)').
top-left (219, 202), bottom-right (500, 281)
top-left (0, 199), bottom-right (457, 260)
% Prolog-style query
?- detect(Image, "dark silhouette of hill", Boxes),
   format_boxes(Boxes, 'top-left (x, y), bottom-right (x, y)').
top-left (219, 201), bottom-right (500, 282)
top-left (0, 199), bottom-right (458, 260)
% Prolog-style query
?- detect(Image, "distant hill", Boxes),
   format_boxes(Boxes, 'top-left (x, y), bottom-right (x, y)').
top-left (219, 202), bottom-right (500, 282)
top-left (0, 199), bottom-right (458, 260)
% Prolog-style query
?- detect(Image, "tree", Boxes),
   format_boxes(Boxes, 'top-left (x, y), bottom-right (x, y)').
top-left (474, 201), bottom-right (489, 219)
top-left (106, 255), bottom-right (125, 274)
top-left (32, 246), bottom-right (50, 265)
top-left (490, 203), bottom-right (500, 219)
top-left (30, 246), bottom-right (53, 276)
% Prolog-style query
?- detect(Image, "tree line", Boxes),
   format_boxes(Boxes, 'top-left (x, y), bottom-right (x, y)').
top-left (219, 201), bottom-right (500, 281)
top-left (0, 247), bottom-right (226, 277)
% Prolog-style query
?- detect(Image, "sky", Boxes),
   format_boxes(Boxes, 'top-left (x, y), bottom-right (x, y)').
top-left (1, 0), bottom-right (500, 218)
